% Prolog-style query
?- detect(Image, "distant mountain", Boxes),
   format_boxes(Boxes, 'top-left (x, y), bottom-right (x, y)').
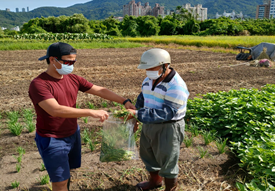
top-left (0, 0), bottom-right (263, 28)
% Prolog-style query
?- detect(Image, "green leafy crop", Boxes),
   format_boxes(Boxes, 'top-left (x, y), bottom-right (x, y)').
top-left (186, 84), bottom-right (275, 190)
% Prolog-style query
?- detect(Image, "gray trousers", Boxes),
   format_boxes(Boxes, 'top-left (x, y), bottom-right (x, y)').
top-left (140, 119), bottom-right (185, 179)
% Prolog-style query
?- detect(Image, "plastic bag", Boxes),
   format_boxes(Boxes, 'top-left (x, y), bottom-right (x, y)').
top-left (99, 116), bottom-right (138, 162)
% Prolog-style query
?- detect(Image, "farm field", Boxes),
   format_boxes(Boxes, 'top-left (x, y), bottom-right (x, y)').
top-left (1, 46), bottom-right (275, 191)
top-left (121, 35), bottom-right (275, 48)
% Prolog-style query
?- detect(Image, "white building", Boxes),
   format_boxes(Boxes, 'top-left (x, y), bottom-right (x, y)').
top-left (216, 10), bottom-right (244, 19)
top-left (114, 17), bottom-right (124, 22)
top-left (182, 4), bottom-right (208, 21)
top-left (270, 0), bottom-right (275, 18)
top-left (11, 26), bottom-right (20, 31)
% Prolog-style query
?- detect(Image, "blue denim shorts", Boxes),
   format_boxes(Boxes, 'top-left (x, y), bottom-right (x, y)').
top-left (35, 126), bottom-right (81, 182)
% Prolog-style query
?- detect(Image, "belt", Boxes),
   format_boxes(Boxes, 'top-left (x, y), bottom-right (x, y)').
top-left (158, 119), bottom-right (183, 124)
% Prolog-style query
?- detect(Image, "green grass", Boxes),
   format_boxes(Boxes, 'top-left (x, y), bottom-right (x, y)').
top-left (39, 175), bottom-right (50, 185)
top-left (16, 163), bottom-right (21, 173)
top-left (0, 39), bottom-right (146, 50)
top-left (40, 163), bottom-right (46, 171)
top-left (183, 134), bottom-right (193, 148)
top-left (197, 146), bottom-right (209, 159)
top-left (8, 122), bottom-right (24, 136)
top-left (120, 35), bottom-right (275, 50)
top-left (215, 138), bottom-right (228, 154)
top-left (2, 35), bottom-right (274, 52)
top-left (11, 181), bottom-right (20, 188)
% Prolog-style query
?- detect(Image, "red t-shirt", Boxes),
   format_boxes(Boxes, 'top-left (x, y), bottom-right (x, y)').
top-left (29, 72), bottom-right (93, 138)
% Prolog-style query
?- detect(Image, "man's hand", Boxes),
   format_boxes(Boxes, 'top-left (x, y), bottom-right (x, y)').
top-left (125, 109), bottom-right (136, 120)
top-left (90, 110), bottom-right (109, 122)
top-left (125, 102), bottom-right (136, 110)
top-left (133, 121), bottom-right (139, 133)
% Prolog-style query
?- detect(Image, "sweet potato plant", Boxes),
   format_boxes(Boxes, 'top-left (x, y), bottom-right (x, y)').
top-left (186, 84), bottom-right (275, 190)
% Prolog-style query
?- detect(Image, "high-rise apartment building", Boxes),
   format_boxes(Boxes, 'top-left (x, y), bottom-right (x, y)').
top-left (27, 7), bottom-right (29, 12)
top-left (123, 0), bottom-right (164, 17)
top-left (6, 8), bottom-right (10, 12)
top-left (22, 8), bottom-right (26, 12)
top-left (256, 0), bottom-right (271, 19)
top-left (152, 3), bottom-right (165, 17)
top-left (16, 8), bottom-right (19, 12)
top-left (182, 4), bottom-right (207, 21)
top-left (269, 0), bottom-right (275, 18)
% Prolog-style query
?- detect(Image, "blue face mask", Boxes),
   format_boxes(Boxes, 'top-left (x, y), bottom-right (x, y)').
top-left (54, 58), bottom-right (74, 75)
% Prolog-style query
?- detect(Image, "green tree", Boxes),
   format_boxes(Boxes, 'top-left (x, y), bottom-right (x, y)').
top-left (4, 29), bottom-right (18, 35)
top-left (20, 18), bottom-right (41, 33)
top-left (136, 16), bottom-right (160, 36)
top-left (64, 14), bottom-right (90, 33)
top-left (159, 15), bottom-right (178, 35)
top-left (119, 15), bottom-right (139, 37)
top-left (0, 27), bottom-right (4, 36)
top-left (102, 16), bottom-right (121, 36)
top-left (89, 20), bottom-right (107, 34)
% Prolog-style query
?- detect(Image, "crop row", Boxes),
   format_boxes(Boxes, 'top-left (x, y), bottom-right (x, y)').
top-left (186, 84), bottom-right (275, 190)
top-left (13, 33), bottom-right (113, 40)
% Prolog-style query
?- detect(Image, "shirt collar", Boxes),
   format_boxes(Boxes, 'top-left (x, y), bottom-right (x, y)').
top-left (162, 67), bottom-right (176, 83)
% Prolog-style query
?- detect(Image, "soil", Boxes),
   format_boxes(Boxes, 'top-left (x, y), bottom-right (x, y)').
top-left (1, 47), bottom-right (274, 191)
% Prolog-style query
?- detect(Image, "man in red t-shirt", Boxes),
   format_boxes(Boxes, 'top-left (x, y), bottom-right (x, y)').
top-left (29, 42), bottom-right (135, 191)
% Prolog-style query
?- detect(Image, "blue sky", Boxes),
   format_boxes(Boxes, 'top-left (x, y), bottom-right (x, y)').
top-left (0, 0), bottom-right (91, 12)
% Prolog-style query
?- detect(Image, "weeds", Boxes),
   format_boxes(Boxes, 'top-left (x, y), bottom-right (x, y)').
top-left (23, 109), bottom-right (35, 133)
top-left (39, 175), bottom-right (50, 185)
top-left (120, 167), bottom-right (143, 181)
top-left (7, 111), bottom-right (23, 136)
top-left (23, 109), bottom-right (34, 122)
top-left (16, 163), bottom-right (21, 173)
top-left (88, 141), bottom-right (95, 152)
top-left (87, 102), bottom-right (95, 109)
top-left (81, 128), bottom-right (97, 152)
top-left (40, 163), bottom-right (46, 171)
top-left (183, 134), bottom-right (193, 148)
top-left (197, 146), bottom-right (209, 158)
top-left (134, 123), bottom-right (142, 142)
top-left (101, 101), bottom-right (108, 108)
top-left (202, 130), bottom-right (216, 145)
top-left (17, 146), bottom-right (26, 156)
top-left (81, 128), bottom-right (92, 144)
top-left (215, 138), bottom-right (228, 154)
top-left (25, 121), bottom-right (35, 133)
top-left (8, 122), bottom-right (24, 136)
top-left (112, 102), bottom-right (119, 106)
top-left (13, 155), bottom-right (22, 163)
top-left (7, 111), bottom-right (19, 124)
top-left (83, 117), bottom-right (88, 124)
top-left (13, 146), bottom-right (25, 172)
top-left (189, 123), bottom-right (200, 137)
top-left (11, 181), bottom-right (20, 188)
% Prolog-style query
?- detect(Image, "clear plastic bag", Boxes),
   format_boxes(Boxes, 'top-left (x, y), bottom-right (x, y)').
top-left (99, 116), bottom-right (138, 162)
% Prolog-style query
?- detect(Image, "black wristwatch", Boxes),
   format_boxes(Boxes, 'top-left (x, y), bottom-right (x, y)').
top-left (123, 98), bottom-right (132, 105)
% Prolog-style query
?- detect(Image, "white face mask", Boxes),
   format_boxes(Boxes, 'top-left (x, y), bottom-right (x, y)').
top-left (54, 59), bottom-right (74, 75)
top-left (146, 70), bottom-right (161, 80)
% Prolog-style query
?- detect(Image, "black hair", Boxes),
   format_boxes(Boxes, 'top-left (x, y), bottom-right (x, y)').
top-left (46, 58), bottom-right (50, 65)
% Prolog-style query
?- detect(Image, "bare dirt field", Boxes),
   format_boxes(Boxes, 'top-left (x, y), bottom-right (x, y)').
top-left (1, 47), bottom-right (275, 191)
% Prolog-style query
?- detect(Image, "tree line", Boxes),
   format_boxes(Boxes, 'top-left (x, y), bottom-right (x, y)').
top-left (3, 10), bottom-right (275, 37)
